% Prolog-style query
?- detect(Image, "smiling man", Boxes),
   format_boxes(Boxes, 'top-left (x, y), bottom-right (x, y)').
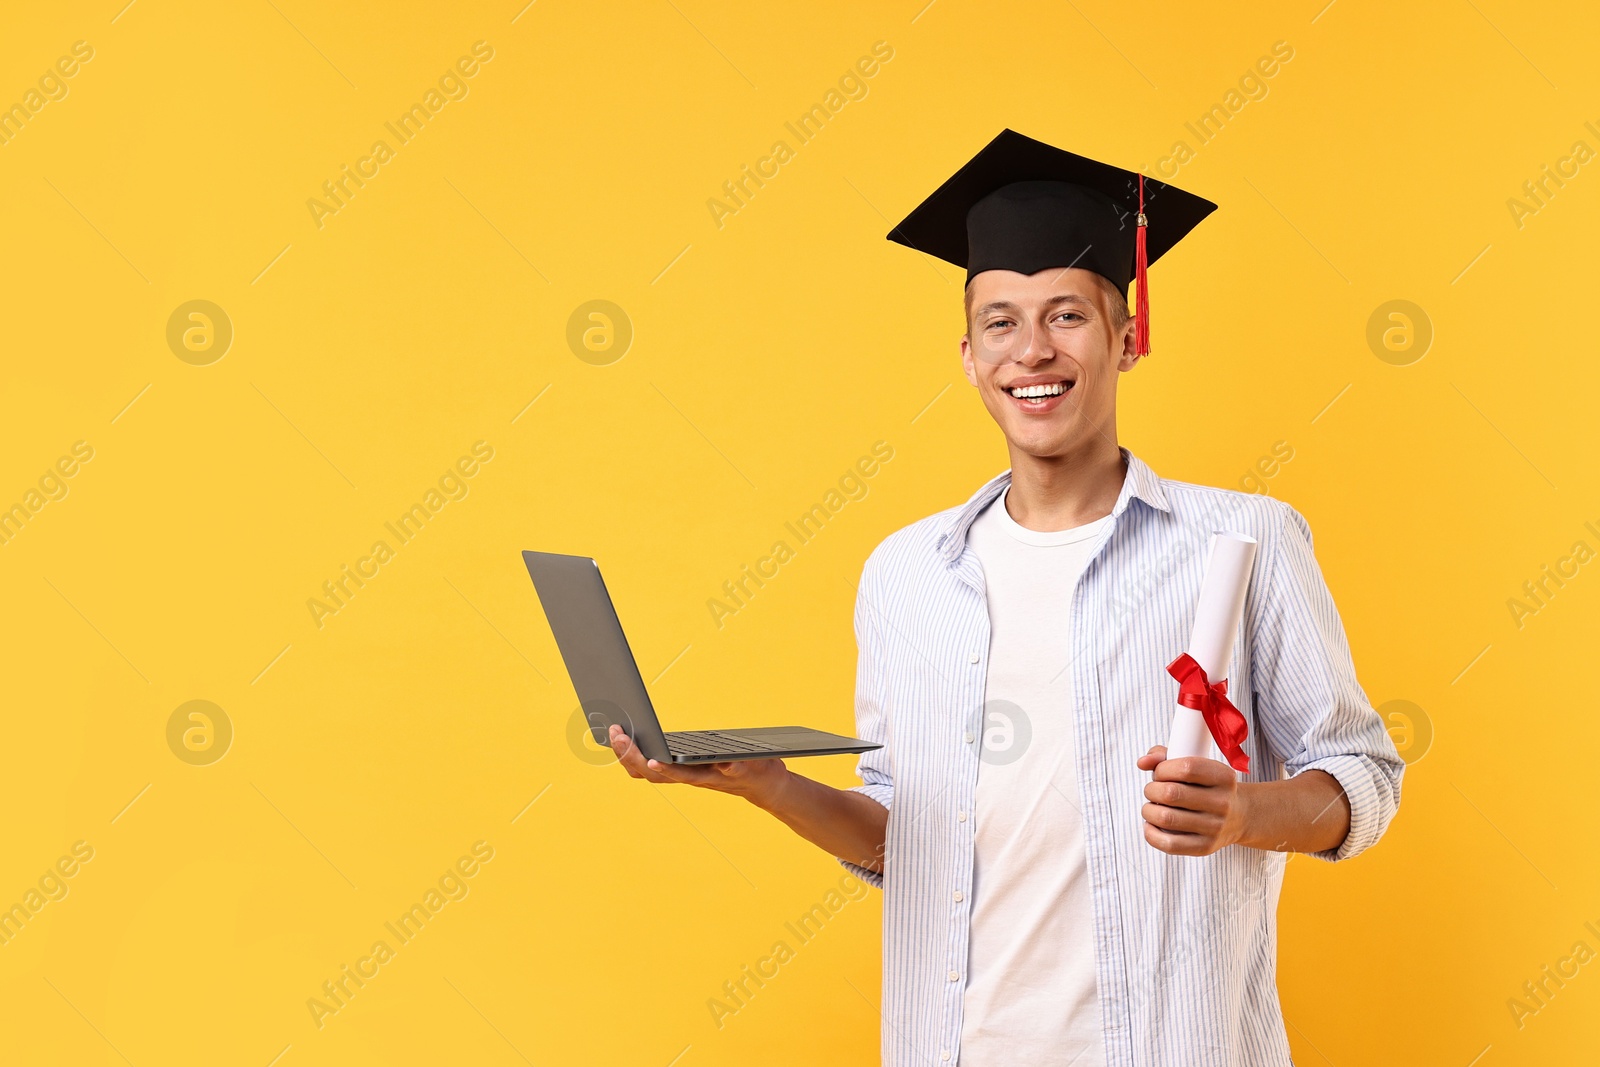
top-left (608, 129), bottom-right (1403, 1066)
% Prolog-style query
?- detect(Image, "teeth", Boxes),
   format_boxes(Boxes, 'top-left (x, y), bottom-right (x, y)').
top-left (1008, 382), bottom-right (1067, 399)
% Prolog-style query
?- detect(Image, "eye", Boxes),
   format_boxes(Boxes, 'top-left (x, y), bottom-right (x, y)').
top-left (1054, 311), bottom-right (1084, 324)
top-left (984, 318), bottom-right (1015, 331)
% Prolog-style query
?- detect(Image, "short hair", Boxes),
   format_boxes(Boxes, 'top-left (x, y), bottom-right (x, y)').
top-left (963, 271), bottom-right (1130, 330)
top-left (1097, 274), bottom-right (1131, 328)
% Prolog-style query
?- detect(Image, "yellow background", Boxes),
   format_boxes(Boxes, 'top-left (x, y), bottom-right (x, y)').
top-left (2, 0), bottom-right (1596, 1063)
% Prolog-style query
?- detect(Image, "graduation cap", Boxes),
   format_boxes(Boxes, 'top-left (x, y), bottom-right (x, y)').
top-left (887, 129), bottom-right (1217, 355)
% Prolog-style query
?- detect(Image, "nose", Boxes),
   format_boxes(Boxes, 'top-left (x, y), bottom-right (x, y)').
top-left (1016, 319), bottom-right (1053, 365)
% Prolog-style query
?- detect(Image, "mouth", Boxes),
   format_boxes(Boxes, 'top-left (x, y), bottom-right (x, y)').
top-left (1001, 377), bottom-right (1075, 414)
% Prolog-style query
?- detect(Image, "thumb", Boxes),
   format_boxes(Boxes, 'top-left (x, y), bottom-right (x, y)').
top-left (1137, 745), bottom-right (1168, 771)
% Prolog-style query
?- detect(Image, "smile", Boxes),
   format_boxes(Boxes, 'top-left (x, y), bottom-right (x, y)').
top-left (1001, 378), bottom-right (1075, 412)
top-left (1007, 382), bottom-right (1068, 399)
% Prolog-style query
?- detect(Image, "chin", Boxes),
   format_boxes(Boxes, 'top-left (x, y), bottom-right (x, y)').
top-left (1005, 423), bottom-right (1079, 458)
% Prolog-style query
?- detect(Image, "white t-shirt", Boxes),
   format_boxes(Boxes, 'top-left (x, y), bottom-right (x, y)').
top-left (960, 486), bottom-right (1112, 1067)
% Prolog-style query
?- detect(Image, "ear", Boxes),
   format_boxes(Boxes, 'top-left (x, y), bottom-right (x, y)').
top-left (1115, 316), bottom-right (1142, 372)
top-left (960, 334), bottom-right (979, 387)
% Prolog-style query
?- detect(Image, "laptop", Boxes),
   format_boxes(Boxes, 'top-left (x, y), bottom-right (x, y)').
top-left (523, 551), bottom-right (882, 764)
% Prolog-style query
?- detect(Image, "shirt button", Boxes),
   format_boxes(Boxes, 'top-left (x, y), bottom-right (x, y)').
top-left (948, 970), bottom-right (960, 982)
top-left (941, 1053), bottom-right (951, 1063)
top-left (964, 731), bottom-right (975, 744)
top-left (953, 890), bottom-right (964, 902)
top-left (957, 810), bottom-right (967, 822)
top-left (969, 653), bottom-right (980, 664)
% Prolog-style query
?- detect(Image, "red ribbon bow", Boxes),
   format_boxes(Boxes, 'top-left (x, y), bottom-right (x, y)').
top-left (1166, 652), bottom-right (1251, 773)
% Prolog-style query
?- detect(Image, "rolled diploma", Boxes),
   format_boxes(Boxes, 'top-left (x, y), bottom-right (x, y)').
top-left (1165, 532), bottom-right (1258, 762)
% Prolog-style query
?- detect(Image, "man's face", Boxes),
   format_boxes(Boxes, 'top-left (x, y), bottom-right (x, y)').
top-left (960, 266), bottom-right (1139, 459)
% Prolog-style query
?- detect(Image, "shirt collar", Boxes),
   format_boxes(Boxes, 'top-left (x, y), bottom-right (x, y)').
top-left (935, 446), bottom-right (1171, 564)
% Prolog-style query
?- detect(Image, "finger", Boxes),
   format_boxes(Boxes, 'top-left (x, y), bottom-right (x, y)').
top-left (609, 729), bottom-right (644, 775)
top-left (1142, 801), bottom-right (1223, 836)
top-left (1143, 780), bottom-right (1225, 813)
top-left (1142, 820), bottom-right (1216, 857)
top-left (645, 757), bottom-right (727, 787)
top-left (611, 731), bottom-right (688, 785)
top-left (1153, 755), bottom-right (1234, 786)
top-left (610, 728), bottom-right (651, 776)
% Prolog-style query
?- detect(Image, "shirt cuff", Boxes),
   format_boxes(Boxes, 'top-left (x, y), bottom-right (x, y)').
top-left (1294, 754), bottom-right (1393, 863)
top-left (835, 783), bottom-right (892, 888)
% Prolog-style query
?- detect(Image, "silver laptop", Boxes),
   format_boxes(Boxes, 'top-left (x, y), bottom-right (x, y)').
top-left (523, 551), bottom-right (881, 764)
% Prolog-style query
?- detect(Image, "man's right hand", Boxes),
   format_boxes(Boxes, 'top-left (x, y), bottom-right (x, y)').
top-left (607, 724), bottom-right (792, 805)
top-left (607, 724), bottom-right (889, 876)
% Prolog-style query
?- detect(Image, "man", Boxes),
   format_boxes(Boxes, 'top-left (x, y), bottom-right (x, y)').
top-left (608, 129), bottom-right (1403, 1066)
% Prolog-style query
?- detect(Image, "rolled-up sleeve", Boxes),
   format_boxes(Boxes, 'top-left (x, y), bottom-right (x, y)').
top-left (839, 552), bottom-right (893, 887)
top-left (1249, 500), bottom-right (1404, 863)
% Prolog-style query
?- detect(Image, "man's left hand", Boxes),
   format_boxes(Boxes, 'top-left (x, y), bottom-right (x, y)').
top-left (1136, 744), bottom-right (1250, 856)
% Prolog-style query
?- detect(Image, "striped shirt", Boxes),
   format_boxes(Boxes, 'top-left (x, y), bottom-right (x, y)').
top-left (841, 447), bottom-right (1404, 1067)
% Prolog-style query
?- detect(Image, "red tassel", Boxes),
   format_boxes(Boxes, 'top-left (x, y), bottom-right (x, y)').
top-left (1134, 173), bottom-right (1150, 356)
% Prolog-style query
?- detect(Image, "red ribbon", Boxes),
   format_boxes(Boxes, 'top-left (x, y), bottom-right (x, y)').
top-left (1134, 173), bottom-right (1150, 356)
top-left (1166, 653), bottom-right (1250, 773)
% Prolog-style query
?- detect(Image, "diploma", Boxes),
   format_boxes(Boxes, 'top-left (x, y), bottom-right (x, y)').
top-left (1164, 532), bottom-right (1257, 772)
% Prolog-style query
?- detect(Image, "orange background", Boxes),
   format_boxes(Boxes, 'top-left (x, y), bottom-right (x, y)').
top-left (1, 1), bottom-right (1596, 1064)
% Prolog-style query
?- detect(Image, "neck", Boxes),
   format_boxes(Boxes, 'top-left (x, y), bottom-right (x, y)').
top-left (1003, 434), bottom-right (1126, 532)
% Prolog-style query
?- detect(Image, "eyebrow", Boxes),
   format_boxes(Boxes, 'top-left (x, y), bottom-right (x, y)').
top-left (973, 293), bottom-right (1094, 318)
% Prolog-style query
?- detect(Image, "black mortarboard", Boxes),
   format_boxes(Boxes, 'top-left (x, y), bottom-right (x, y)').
top-left (887, 129), bottom-right (1217, 354)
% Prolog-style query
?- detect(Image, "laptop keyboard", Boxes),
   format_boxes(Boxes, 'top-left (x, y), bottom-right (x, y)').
top-left (664, 730), bottom-right (784, 757)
